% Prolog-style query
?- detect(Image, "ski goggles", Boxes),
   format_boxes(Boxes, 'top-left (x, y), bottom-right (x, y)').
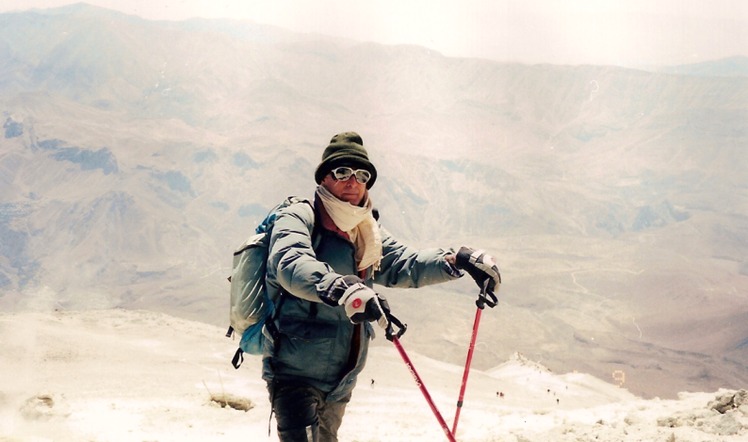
top-left (330, 166), bottom-right (372, 185)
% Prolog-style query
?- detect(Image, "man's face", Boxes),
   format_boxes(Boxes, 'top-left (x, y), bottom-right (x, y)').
top-left (321, 168), bottom-right (368, 205)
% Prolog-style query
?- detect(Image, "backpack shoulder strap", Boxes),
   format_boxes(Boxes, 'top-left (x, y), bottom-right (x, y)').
top-left (267, 198), bottom-right (320, 326)
top-left (279, 196), bottom-right (320, 248)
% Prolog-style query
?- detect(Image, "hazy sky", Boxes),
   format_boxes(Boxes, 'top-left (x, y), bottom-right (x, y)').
top-left (1, 0), bottom-right (747, 66)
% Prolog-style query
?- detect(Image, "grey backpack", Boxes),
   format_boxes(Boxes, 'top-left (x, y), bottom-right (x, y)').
top-left (226, 196), bottom-right (313, 368)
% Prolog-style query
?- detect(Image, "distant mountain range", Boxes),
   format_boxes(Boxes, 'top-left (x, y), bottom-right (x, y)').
top-left (659, 56), bottom-right (748, 77)
top-left (1, 3), bottom-right (746, 398)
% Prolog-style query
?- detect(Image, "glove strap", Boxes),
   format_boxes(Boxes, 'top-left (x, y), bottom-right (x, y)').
top-left (338, 282), bottom-right (370, 305)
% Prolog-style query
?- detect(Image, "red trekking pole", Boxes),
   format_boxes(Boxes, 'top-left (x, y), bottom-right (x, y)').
top-left (384, 312), bottom-right (456, 442)
top-left (451, 282), bottom-right (498, 438)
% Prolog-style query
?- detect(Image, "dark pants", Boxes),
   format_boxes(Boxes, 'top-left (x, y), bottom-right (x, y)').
top-left (270, 381), bottom-right (351, 442)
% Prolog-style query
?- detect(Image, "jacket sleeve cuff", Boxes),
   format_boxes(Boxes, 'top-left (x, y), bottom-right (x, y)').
top-left (443, 253), bottom-right (464, 278)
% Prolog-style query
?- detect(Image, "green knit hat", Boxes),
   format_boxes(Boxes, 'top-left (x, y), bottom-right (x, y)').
top-left (314, 132), bottom-right (377, 188)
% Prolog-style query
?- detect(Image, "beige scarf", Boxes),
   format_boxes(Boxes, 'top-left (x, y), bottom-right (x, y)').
top-left (316, 185), bottom-right (382, 271)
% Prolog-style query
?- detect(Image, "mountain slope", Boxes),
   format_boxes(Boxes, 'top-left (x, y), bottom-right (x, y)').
top-left (1, 309), bottom-right (746, 441)
top-left (0, 4), bottom-right (746, 398)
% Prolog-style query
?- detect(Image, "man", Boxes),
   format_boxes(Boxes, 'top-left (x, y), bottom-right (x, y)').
top-left (262, 132), bottom-right (501, 441)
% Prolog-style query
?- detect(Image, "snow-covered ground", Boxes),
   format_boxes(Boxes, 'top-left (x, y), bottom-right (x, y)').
top-left (1, 309), bottom-right (746, 441)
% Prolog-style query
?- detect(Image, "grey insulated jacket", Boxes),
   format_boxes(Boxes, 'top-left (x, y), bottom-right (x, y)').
top-left (261, 198), bottom-right (460, 401)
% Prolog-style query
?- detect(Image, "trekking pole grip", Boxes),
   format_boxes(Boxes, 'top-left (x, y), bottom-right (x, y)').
top-left (476, 280), bottom-right (498, 309)
top-left (384, 310), bottom-right (407, 341)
